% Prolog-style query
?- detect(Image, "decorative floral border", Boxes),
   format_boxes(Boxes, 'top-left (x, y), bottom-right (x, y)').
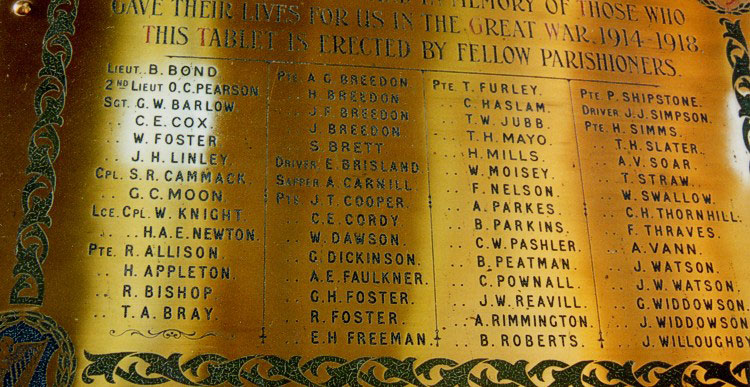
top-left (81, 353), bottom-right (750, 386)
top-left (1, 0), bottom-right (79, 383)
top-left (9, 0), bottom-right (79, 306)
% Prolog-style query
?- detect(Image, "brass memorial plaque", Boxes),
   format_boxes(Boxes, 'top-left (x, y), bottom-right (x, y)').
top-left (1, 0), bottom-right (750, 385)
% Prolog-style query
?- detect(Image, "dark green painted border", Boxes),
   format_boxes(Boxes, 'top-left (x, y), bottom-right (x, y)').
top-left (721, 18), bottom-right (750, 162)
top-left (81, 353), bottom-right (750, 386)
top-left (9, 0), bottom-right (79, 306)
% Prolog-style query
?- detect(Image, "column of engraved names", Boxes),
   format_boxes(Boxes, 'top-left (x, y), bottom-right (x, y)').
top-left (571, 82), bottom-right (748, 351)
top-left (265, 64), bottom-right (435, 353)
top-left (90, 61), bottom-right (266, 336)
top-left (425, 73), bottom-right (601, 353)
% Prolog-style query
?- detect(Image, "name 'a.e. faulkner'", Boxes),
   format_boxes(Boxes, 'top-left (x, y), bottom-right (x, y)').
top-left (340, 270), bottom-right (424, 285)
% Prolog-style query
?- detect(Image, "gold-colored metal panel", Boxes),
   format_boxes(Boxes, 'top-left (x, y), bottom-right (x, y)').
top-left (425, 73), bottom-right (603, 359)
top-left (0, 0), bottom-right (749, 385)
top-left (263, 63), bottom-right (435, 357)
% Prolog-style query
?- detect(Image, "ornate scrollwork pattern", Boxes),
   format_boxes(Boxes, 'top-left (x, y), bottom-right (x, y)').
top-left (109, 329), bottom-right (216, 340)
top-left (9, 0), bottom-right (79, 306)
top-left (699, 0), bottom-right (750, 15)
top-left (721, 18), bottom-right (750, 168)
top-left (81, 353), bottom-right (750, 386)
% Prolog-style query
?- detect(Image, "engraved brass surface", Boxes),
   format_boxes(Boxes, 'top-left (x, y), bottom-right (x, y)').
top-left (1, 0), bottom-right (750, 385)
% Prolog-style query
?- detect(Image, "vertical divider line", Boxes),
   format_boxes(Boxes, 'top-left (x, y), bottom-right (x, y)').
top-left (421, 70), bottom-right (441, 346)
top-left (261, 61), bottom-right (271, 344)
top-left (568, 80), bottom-right (605, 348)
